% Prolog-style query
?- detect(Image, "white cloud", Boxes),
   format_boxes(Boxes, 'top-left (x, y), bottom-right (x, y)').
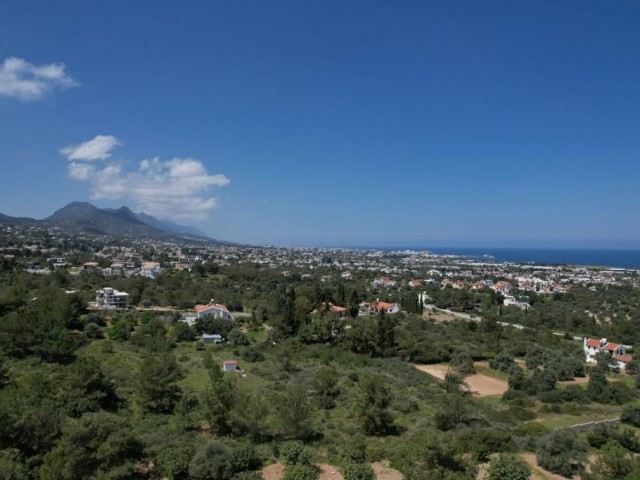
top-left (60, 135), bottom-right (121, 161)
top-left (66, 147), bottom-right (230, 221)
top-left (67, 162), bottom-right (94, 181)
top-left (0, 57), bottom-right (78, 101)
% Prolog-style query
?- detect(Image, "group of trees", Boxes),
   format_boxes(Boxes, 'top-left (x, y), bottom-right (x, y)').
top-left (3, 250), bottom-right (640, 479)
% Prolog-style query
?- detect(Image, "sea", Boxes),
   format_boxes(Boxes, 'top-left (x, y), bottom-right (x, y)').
top-left (357, 247), bottom-right (640, 270)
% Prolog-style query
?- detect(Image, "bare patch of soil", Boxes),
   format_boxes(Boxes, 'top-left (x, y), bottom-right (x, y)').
top-left (262, 463), bottom-right (285, 480)
top-left (371, 460), bottom-right (403, 480)
top-left (318, 464), bottom-right (343, 480)
top-left (413, 364), bottom-right (508, 397)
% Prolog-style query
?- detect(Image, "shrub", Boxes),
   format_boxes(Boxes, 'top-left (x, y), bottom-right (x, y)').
top-left (515, 422), bottom-right (550, 438)
top-left (241, 347), bottom-right (265, 362)
top-left (487, 453), bottom-right (530, 480)
top-left (621, 406), bottom-right (640, 427)
top-left (536, 430), bottom-right (587, 477)
top-left (157, 446), bottom-right (193, 480)
top-left (342, 463), bottom-right (375, 480)
top-left (83, 322), bottom-right (102, 339)
top-left (283, 464), bottom-right (319, 480)
top-left (231, 445), bottom-right (260, 472)
top-left (489, 351), bottom-right (515, 372)
top-left (281, 441), bottom-right (312, 466)
top-left (587, 425), bottom-right (615, 448)
top-left (188, 440), bottom-right (234, 480)
top-left (506, 407), bottom-right (537, 421)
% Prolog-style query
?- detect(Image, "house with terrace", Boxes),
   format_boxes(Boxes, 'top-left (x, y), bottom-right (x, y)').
top-left (584, 337), bottom-right (633, 371)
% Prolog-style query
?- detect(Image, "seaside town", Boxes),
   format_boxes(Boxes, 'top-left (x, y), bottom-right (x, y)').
top-left (3, 2), bottom-right (640, 477)
top-left (2, 219), bottom-right (640, 479)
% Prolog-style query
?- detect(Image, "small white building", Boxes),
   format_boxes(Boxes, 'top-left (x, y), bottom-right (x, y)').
top-left (95, 287), bottom-right (129, 309)
top-left (223, 360), bottom-right (238, 372)
top-left (202, 333), bottom-right (224, 344)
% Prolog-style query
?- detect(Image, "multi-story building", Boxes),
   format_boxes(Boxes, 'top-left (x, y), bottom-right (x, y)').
top-left (95, 287), bottom-right (129, 309)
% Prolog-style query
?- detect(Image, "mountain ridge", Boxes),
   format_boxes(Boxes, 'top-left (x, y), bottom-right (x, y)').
top-left (0, 202), bottom-right (231, 244)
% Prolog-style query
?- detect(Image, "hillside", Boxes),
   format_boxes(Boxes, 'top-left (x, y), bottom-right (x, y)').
top-left (0, 201), bottom-right (231, 244)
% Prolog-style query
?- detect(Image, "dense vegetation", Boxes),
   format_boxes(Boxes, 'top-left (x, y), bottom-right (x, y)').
top-left (1, 261), bottom-right (640, 479)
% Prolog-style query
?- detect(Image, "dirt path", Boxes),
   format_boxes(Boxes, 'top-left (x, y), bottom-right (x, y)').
top-left (371, 461), bottom-right (403, 480)
top-left (413, 364), bottom-right (508, 397)
top-left (262, 463), bottom-right (285, 480)
top-left (318, 464), bottom-right (343, 480)
top-left (522, 453), bottom-right (577, 480)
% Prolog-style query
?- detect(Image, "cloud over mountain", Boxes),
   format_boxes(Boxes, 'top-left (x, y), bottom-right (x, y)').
top-left (0, 57), bottom-right (78, 101)
top-left (64, 136), bottom-right (230, 221)
top-left (61, 135), bottom-right (120, 161)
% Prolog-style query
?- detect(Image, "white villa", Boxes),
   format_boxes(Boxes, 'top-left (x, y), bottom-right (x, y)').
top-left (195, 301), bottom-right (234, 320)
top-left (359, 300), bottom-right (401, 316)
top-left (503, 295), bottom-right (530, 310)
top-left (140, 261), bottom-right (162, 279)
top-left (95, 287), bottom-right (129, 309)
top-left (584, 337), bottom-right (633, 370)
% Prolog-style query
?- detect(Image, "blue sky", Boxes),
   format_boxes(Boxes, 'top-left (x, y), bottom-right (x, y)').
top-left (1, 1), bottom-right (639, 248)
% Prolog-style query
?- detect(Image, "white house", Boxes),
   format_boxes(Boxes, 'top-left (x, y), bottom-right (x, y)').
top-left (202, 333), bottom-right (224, 344)
top-left (503, 296), bottom-right (530, 310)
top-left (140, 261), bottom-right (162, 279)
top-left (223, 360), bottom-right (238, 372)
top-left (360, 300), bottom-right (401, 315)
top-left (196, 302), bottom-right (234, 320)
top-left (371, 277), bottom-right (397, 288)
top-left (584, 338), bottom-right (633, 370)
top-left (95, 287), bottom-right (129, 309)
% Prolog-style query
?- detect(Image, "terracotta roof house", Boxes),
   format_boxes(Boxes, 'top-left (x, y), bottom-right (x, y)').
top-left (584, 337), bottom-right (633, 370)
top-left (311, 302), bottom-right (348, 318)
top-left (195, 302), bottom-right (234, 320)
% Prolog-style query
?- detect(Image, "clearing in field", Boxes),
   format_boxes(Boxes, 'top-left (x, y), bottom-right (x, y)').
top-left (413, 363), bottom-right (509, 397)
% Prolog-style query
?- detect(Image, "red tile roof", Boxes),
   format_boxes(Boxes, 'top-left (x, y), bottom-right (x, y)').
top-left (586, 338), bottom-right (622, 352)
top-left (614, 354), bottom-right (633, 364)
top-left (196, 304), bottom-right (230, 314)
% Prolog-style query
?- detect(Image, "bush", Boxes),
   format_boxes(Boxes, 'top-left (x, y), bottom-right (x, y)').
top-left (621, 406), bottom-right (640, 427)
top-left (231, 445), bottom-right (260, 472)
top-left (502, 389), bottom-right (535, 407)
top-left (342, 463), bottom-right (375, 480)
top-left (283, 464), bottom-right (319, 480)
top-left (616, 427), bottom-right (640, 453)
top-left (450, 350), bottom-right (476, 375)
top-left (487, 453), bottom-right (530, 480)
top-left (83, 322), bottom-right (102, 339)
top-left (281, 441), bottom-right (312, 466)
top-left (460, 429), bottom-right (515, 461)
top-left (515, 422), bottom-right (550, 438)
top-left (157, 446), bottom-right (193, 480)
top-left (188, 440), bottom-right (234, 480)
top-left (536, 430), bottom-right (587, 477)
top-left (506, 407), bottom-right (537, 421)
top-left (228, 328), bottom-right (250, 346)
top-left (489, 351), bottom-right (515, 372)
top-left (241, 347), bottom-right (265, 363)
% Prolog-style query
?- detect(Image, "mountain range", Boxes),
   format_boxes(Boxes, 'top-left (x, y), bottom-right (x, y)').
top-left (0, 202), bottom-right (230, 244)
